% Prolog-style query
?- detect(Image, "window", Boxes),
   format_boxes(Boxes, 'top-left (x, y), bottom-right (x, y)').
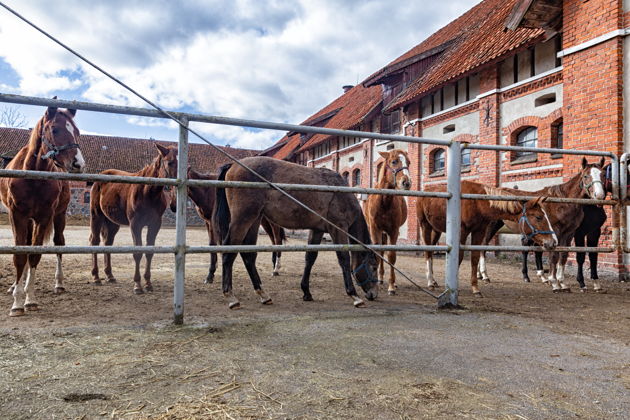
top-left (432, 149), bottom-right (445, 173)
top-left (340, 136), bottom-right (360, 149)
top-left (461, 148), bottom-right (471, 169)
top-left (342, 172), bottom-right (349, 185)
top-left (83, 191), bottom-right (90, 204)
top-left (313, 142), bottom-right (331, 159)
top-left (443, 124), bottom-right (455, 134)
top-left (535, 93), bottom-right (556, 107)
top-left (353, 169), bottom-right (361, 186)
top-left (551, 120), bottom-right (563, 156)
top-left (515, 127), bottom-right (538, 159)
top-left (381, 110), bottom-right (401, 134)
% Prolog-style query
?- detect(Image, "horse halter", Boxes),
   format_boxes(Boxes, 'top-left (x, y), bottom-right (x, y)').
top-left (352, 260), bottom-right (378, 287)
top-left (518, 204), bottom-right (554, 242)
top-left (580, 169), bottom-right (604, 198)
top-left (386, 163), bottom-right (409, 183)
top-left (38, 130), bottom-right (80, 161)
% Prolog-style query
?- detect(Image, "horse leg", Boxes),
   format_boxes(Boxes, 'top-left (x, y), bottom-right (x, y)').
top-left (574, 233), bottom-right (587, 290)
top-left (239, 221), bottom-right (272, 305)
top-left (470, 230), bottom-right (484, 296)
top-left (272, 224), bottom-right (283, 276)
top-left (142, 221), bottom-right (161, 292)
top-left (129, 222), bottom-right (144, 294)
top-left (102, 221), bottom-right (120, 283)
top-left (587, 228), bottom-right (604, 292)
top-left (534, 250), bottom-right (545, 283)
top-left (521, 250), bottom-right (531, 282)
top-left (558, 251), bottom-right (571, 292)
top-left (90, 208), bottom-right (104, 284)
top-left (8, 214), bottom-right (30, 316)
top-left (301, 230), bottom-right (324, 301)
top-left (260, 217), bottom-right (279, 276)
top-left (204, 222), bottom-right (216, 284)
top-left (52, 210), bottom-right (67, 293)
top-left (421, 222), bottom-right (438, 289)
top-left (386, 230), bottom-right (399, 295)
top-left (329, 229), bottom-right (363, 307)
top-left (376, 231), bottom-right (385, 284)
top-left (23, 219), bottom-right (52, 312)
top-left (545, 251), bottom-right (562, 291)
top-left (221, 217), bottom-right (259, 310)
top-left (479, 220), bottom-right (503, 282)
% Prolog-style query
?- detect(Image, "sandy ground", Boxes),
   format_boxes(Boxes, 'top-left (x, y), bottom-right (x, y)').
top-left (0, 225), bottom-right (629, 419)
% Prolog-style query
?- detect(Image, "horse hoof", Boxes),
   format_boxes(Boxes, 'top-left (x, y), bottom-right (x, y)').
top-left (388, 290), bottom-right (396, 296)
top-left (353, 299), bottom-right (366, 308)
top-left (303, 295), bottom-right (313, 302)
top-left (145, 284), bottom-right (153, 293)
top-left (561, 288), bottom-right (571, 293)
top-left (93, 280), bottom-right (103, 286)
top-left (580, 287), bottom-right (587, 293)
top-left (483, 278), bottom-right (491, 283)
top-left (6, 285), bottom-right (15, 294)
top-left (272, 272), bottom-right (279, 277)
top-left (378, 280), bottom-right (384, 285)
top-left (552, 288), bottom-right (561, 293)
top-left (9, 308), bottom-right (25, 317)
top-left (54, 287), bottom-right (65, 294)
top-left (204, 277), bottom-right (214, 284)
top-left (594, 288), bottom-right (607, 294)
top-left (25, 303), bottom-right (39, 311)
top-left (473, 292), bottom-right (483, 298)
top-left (134, 288), bottom-right (144, 295)
top-left (523, 278), bottom-right (531, 283)
top-left (107, 278), bottom-right (117, 284)
top-left (261, 298), bottom-right (273, 305)
top-left (228, 301), bottom-right (241, 310)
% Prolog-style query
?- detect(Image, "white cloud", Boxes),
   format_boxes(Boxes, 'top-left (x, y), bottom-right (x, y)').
top-left (0, 0), bottom-right (478, 148)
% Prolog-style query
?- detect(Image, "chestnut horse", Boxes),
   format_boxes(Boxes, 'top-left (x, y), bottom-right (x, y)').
top-left (213, 157), bottom-right (378, 309)
top-left (480, 158), bottom-right (606, 292)
top-left (364, 149), bottom-right (411, 295)
top-left (90, 144), bottom-right (178, 294)
top-left (416, 180), bottom-right (557, 296)
top-left (186, 167), bottom-right (287, 283)
top-left (0, 105), bottom-right (85, 316)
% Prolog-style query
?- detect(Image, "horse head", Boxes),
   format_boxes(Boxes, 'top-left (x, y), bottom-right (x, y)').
top-left (517, 196), bottom-right (557, 250)
top-left (352, 250), bottom-right (379, 300)
top-left (579, 157), bottom-right (605, 200)
top-left (155, 144), bottom-right (178, 179)
top-left (40, 105), bottom-right (85, 173)
top-left (378, 149), bottom-right (411, 190)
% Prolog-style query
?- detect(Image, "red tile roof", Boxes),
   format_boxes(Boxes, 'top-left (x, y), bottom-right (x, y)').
top-left (382, 0), bottom-right (544, 111)
top-left (0, 127), bottom-right (257, 174)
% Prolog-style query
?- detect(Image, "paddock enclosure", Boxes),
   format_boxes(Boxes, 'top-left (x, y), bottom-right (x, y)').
top-left (0, 89), bottom-right (629, 420)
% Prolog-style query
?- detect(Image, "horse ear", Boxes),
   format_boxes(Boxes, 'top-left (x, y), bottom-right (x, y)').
top-left (581, 157), bottom-right (588, 169)
top-left (67, 108), bottom-right (77, 117)
top-left (155, 143), bottom-right (169, 157)
top-left (378, 151), bottom-right (388, 159)
top-left (598, 157), bottom-right (605, 168)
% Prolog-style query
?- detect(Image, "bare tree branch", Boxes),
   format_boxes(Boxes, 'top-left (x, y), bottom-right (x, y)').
top-left (0, 106), bottom-right (28, 128)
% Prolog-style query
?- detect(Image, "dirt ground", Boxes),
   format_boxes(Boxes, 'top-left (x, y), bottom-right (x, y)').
top-left (0, 225), bottom-right (629, 419)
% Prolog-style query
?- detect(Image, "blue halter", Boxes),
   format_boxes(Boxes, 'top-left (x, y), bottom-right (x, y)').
top-left (352, 260), bottom-right (378, 287)
top-left (519, 204), bottom-right (555, 242)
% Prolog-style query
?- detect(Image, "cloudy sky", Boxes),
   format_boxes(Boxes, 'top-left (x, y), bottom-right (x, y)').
top-left (0, 0), bottom-right (478, 150)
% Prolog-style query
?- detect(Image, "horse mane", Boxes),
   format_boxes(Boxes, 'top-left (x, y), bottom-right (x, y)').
top-left (483, 186), bottom-right (522, 213)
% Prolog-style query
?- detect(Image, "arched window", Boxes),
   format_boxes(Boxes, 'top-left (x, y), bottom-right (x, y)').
top-left (515, 126), bottom-right (537, 158)
top-left (353, 168), bottom-right (361, 186)
top-left (461, 148), bottom-right (471, 169)
top-left (552, 120), bottom-right (563, 150)
top-left (342, 171), bottom-right (349, 185)
top-left (431, 148), bottom-right (445, 173)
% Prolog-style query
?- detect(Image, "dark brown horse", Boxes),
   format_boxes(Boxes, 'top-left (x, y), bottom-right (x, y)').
top-left (0, 105), bottom-right (85, 316)
top-left (480, 158), bottom-right (605, 292)
top-left (364, 149), bottom-right (411, 295)
top-left (213, 157), bottom-right (378, 309)
top-left (416, 181), bottom-right (557, 296)
top-left (185, 167), bottom-right (287, 283)
top-left (90, 144), bottom-right (178, 294)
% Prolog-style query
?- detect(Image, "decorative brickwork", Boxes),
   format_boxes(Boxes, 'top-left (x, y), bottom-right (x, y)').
top-left (501, 71), bottom-right (563, 101)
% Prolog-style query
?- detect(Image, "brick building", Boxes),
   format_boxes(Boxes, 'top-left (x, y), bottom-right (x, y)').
top-left (0, 127), bottom-right (257, 225)
top-left (262, 0), bottom-right (629, 277)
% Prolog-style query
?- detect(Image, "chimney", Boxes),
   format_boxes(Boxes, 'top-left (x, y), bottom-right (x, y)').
top-left (342, 85), bottom-right (354, 93)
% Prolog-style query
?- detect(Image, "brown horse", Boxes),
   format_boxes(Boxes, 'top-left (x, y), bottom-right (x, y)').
top-left (90, 144), bottom-right (178, 294)
top-left (0, 105), bottom-right (85, 316)
top-left (185, 167), bottom-right (287, 283)
top-left (479, 158), bottom-right (606, 292)
top-left (364, 149), bottom-right (411, 295)
top-left (416, 180), bottom-right (557, 296)
top-left (213, 157), bottom-right (378, 309)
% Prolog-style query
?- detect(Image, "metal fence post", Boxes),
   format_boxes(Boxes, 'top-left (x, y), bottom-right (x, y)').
top-left (174, 117), bottom-right (189, 325)
top-left (440, 141), bottom-right (461, 308)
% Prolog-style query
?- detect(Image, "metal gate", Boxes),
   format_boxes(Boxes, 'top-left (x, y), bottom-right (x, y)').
top-left (0, 93), bottom-right (621, 323)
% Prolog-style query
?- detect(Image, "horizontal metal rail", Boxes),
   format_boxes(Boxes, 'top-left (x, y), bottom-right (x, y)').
top-left (0, 244), bottom-right (449, 254)
top-left (461, 245), bottom-right (614, 253)
top-left (465, 143), bottom-right (615, 158)
top-left (461, 193), bottom-right (612, 206)
top-left (0, 93), bottom-right (451, 146)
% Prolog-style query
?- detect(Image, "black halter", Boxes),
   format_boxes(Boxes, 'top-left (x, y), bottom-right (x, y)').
top-left (386, 163), bottom-right (409, 183)
top-left (352, 260), bottom-right (378, 287)
top-left (519, 205), bottom-right (555, 242)
top-left (579, 168), bottom-right (604, 198)
top-left (39, 135), bottom-right (80, 161)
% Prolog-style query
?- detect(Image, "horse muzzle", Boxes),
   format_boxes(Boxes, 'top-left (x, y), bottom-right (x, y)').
top-left (543, 238), bottom-right (557, 251)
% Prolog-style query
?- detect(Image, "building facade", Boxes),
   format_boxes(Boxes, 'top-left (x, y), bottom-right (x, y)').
top-left (263, 0), bottom-right (629, 277)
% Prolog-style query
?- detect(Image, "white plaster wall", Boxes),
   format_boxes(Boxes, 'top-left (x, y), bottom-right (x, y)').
top-left (443, 84), bottom-right (456, 109)
top-left (500, 176), bottom-right (563, 190)
top-left (500, 59), bottom-right (514, 87)
top-left (314, 160), bottom-right (333, 170)
top-left (373, 141), bottom-right (409, 161)
top-left (518, 50), bottom-right (532, 81)
top-left (625, 0), bottom-right (630, 12)
top-left (422, 111), bottom-right (480, 141)
top-left (338, 148), bottom-right (364, 170)
top-left (469, 73), bottom-right (480, 98)
top-left (536, 38), bottom-right (557, 73)
top-left (500, 84), bottom-right (563, 144)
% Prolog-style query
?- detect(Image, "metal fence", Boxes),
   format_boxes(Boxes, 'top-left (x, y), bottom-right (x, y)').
top-left (0, 93), bottom-right (623, 323)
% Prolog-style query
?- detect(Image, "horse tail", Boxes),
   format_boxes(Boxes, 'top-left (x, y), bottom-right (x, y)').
top-left (213, 163), bottom-right (233, 243)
